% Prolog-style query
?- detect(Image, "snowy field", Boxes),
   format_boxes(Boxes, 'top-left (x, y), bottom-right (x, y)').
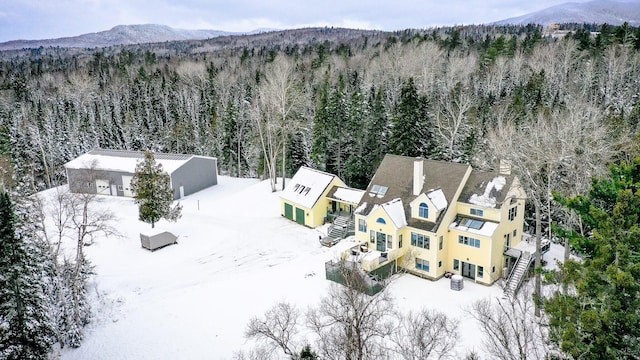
top-left (50, 176), bottom-right (566, 359)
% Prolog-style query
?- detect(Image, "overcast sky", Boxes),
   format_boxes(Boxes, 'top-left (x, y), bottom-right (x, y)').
top-left (0, 0), bottom-right (594, 42)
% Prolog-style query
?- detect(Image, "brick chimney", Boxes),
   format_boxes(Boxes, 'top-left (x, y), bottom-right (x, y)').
top-left (413, 157), bottom-right (424, 196)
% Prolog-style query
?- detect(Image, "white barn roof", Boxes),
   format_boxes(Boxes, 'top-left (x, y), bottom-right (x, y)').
top-left (280, 167), bottom-right (338, 209)
top-left (64, 148), bottom-right (198, 174)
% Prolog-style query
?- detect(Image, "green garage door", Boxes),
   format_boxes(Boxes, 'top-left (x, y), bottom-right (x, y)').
top-left (284, 203), bottom-right (293, 220)
top-left (295, 207), bottom-right (305, 225)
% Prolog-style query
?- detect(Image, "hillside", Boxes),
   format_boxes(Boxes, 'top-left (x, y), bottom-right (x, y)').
top-left (0, 24), bottom-right (244, 51)
top-left (494, 0), bottom-right (640, 26)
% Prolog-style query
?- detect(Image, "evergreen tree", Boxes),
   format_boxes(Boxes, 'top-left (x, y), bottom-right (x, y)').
top-left (0, 192), bottom-right (55, 359)
top-left (389, 77), bottom-right (427, 157)
top-left (130, 151), bottom-right (182, 228)
top-left (546, 157), bottom-right (640, 359)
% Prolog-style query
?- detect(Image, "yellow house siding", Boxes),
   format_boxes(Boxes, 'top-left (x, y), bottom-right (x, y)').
top-left (280, 175), bottom-right (347, 228)
top-left (447, 228), bottom-right (494, 285)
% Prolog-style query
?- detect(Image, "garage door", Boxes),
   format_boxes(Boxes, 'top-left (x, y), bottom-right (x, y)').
top-left (284, 203), bottom-right (293, 220)
top-left (122, 176), bottom-right (133, 197)
top-left (95, 179), bottom-right (110, 195)
top-left (295, 207), bottom-right (305, 225)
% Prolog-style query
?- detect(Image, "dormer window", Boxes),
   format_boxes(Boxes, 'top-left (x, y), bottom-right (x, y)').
top-left (419, 203), bottom-right (429, 218)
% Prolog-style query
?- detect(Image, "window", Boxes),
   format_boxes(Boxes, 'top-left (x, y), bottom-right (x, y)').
top-left (439, 236), bottom-right (443, 250)
top-left (303, 188), bottom-right (311, 195)
top-left (358, 219), bottom-right (367, 232)
top-left (415, 258), bottom-right (430, 272)
top-left (458, 235), bottom-right (481, 248)
top-left (470, 208), bottom-right (484, 217)
top-left (453, 259), bottom-right (459, 271)
top-left (387, 235), bottom-right (393, 250)
top-left (508, 206), bottom-right (518, 221)
top-left (419, 202), bottom-right (429, 218)
top-left (492, 266), bottom-right (496, 273)
top-left (438, 260), bottom-right (442, 268)
top-left (513, 229), bottom-right (517, 238)
top-left (411, 233), bottom-right (430, 249)
top-left (399, 235), bottom-right (403, 248)
top-left (370, 184), bottom-right (389, 197)
top-left (293, 184), bottom-right (300, 191)
top-left (459, 217), bottom-right (484, 230)
top-left (117, 185), bottom-right (123, 191)
top-left (370, 230), bottom-right (375, 243)
top-left (478, 266), bottom-right (484, 278)
top-left (376, 217), bottom-right (386, 224)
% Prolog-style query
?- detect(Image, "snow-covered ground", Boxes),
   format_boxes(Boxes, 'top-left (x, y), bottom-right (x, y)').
top-left (52, 176), bottom-right (565, 359)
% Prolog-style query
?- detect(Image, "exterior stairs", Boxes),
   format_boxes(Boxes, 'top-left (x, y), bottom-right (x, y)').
top-left (504, 251), bottom-right (533, 298)
top-left (320, 215), bottom-right (354, 247)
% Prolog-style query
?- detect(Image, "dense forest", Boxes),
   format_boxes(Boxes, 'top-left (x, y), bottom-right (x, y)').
top-left (1, 23), bottom-right (640, 358)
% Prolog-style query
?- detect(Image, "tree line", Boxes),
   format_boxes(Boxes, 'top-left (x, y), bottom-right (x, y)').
top-left (1, 23), bottom-right (640, 357)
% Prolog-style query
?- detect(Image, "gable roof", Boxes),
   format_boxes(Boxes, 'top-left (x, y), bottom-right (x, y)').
top-left (459, 169), bottom-right (515, 209)
top-left (357, 154), bottom-right (470, 232)
top-left (64, 148), bottom-right (208, 175)
top-left (280, 167), bottom-right (339, 209)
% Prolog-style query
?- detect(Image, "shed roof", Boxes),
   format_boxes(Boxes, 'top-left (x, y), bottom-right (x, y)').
top-left (326, 186), bottom-right (365, 205)
top-left (64, 148), bottom-right (213, 175)
top-left (280, 167), bottom-right (340, 209)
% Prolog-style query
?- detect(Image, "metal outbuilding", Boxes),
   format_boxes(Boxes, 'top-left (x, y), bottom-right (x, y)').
top-left (65, 148), bottom-right (218, 199)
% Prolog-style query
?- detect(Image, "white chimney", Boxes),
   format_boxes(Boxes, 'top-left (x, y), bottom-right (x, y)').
top-left (499, 159), bottom-right (512, 175)
top-left (413, 157), bottom-right (424, 196)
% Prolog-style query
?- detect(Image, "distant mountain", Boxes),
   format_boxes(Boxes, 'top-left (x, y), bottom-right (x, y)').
top-left (0, 24), bottom-right (271, 51)
top-left (493, 0), bottom-right (640, 26)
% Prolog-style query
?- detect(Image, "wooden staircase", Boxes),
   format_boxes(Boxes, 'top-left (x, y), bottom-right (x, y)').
top-left (320, 215), bottom-right (354, 247)
top-left (504, 251), bottom-right (533, 298)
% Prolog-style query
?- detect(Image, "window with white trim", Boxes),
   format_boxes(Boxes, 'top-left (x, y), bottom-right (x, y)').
top-left (458, 235), bottom-right (481, 248)
top-left (508, 206), bottom-right (518, 221)
top-left (419, 203), bottom-right (429, 218)
top-left (415, 258), bottom-right (429, 272)
top-left (411, 233), bottom-right (430, 249)
top-left (470, 208), bottom-right (484, 216)
top-left (358, 219), bottom-right (367, 232)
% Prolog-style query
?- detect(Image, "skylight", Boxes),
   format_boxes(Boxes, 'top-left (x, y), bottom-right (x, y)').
top-left (369, 184), bottom-right (389, 197)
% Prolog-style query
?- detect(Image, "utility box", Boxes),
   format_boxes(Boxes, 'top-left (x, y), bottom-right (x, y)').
top-left (140, 230), bottom-right (177, 251)
top-left (450, 275), bottom-right (464, 291)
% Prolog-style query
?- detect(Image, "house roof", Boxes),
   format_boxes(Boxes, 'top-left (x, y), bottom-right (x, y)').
top-left (280, 167), bottom-right (339, 209)
top-left (326, 186), bottom-right (365, 205)
top-left (459, 170), bottom-right (515, 209)
top-left (357, 154), bottom-right (470, 232)
top-left (64, 148), bottom-right (212, 175)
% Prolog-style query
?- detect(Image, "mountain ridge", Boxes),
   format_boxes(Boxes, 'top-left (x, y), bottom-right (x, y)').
top-left (0, 24), bottom-right (272, 51)
top-left (493, 0), bottom-right (640, 26)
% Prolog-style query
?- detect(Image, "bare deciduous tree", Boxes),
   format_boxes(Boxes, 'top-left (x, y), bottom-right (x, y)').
top-left (467, 286), bottom-right (552, 360)
top-left (390, 309), bottom-right (459, 360)
top-left (307, 268), bottom-right (394, 360)
top-left (245, 302), bottom-right (301, 358)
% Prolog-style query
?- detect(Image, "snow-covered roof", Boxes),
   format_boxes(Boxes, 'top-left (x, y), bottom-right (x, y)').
top-left (427, 189), bottom-right (448, 211)
top-left (381, 198), bottom-right (408, 228)
top-left (329, 186), bottom-right (365, 204)
top-left (279, 167), bottom-right (338, 209)
top-left (468, 176), bottom-right (506, 208)
top-left (64, 149), bottom-right (194, 174)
